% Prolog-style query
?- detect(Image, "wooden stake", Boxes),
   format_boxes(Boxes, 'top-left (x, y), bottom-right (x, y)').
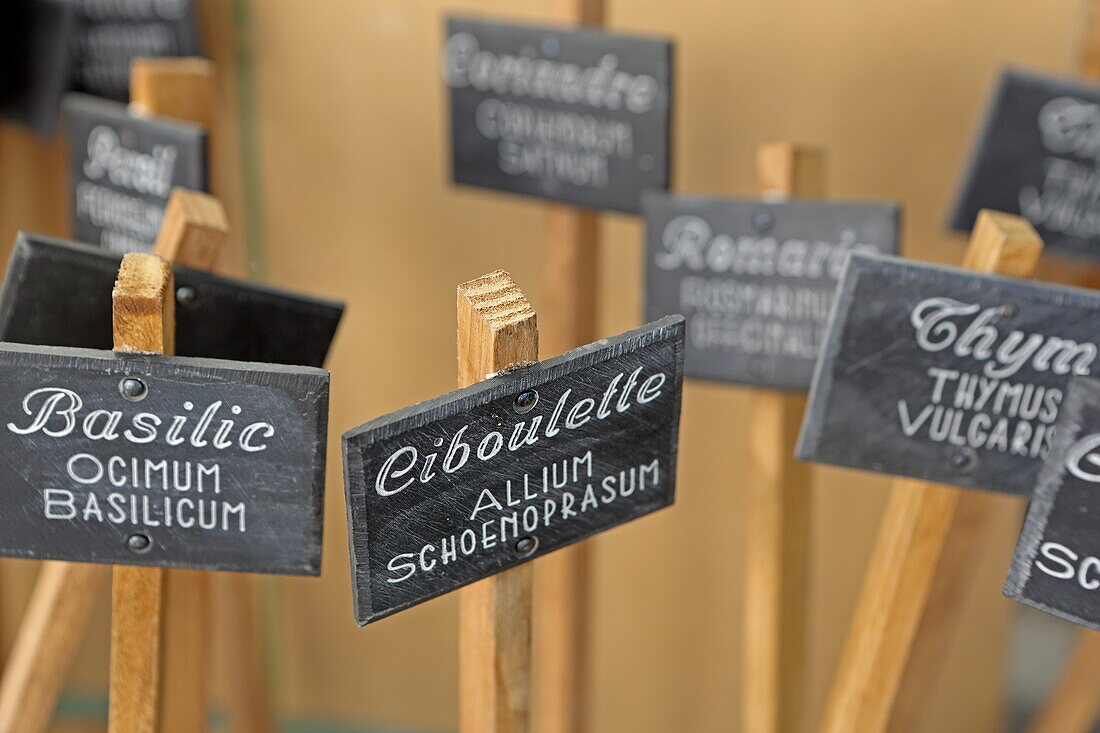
top-left (817, 210), bottom-right (1042, 733)
top-left (458, 271), bottom-right (538, 733)
top-left (1025, 630), bottom-right (1100, 733)
top-left (109, 253), bottom-right (175, 733)
top-left (153, 187), bottom-right (229, 270)
top-left (534, 4), bottom-right (604, 732)
top-left (741, 143), bottom-right (824, 733)
top-left (130, 57), bottom-right (215, 131)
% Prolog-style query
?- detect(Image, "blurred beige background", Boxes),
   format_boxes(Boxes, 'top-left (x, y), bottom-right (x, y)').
top-left (0, 0), bottom-right (1090, 731)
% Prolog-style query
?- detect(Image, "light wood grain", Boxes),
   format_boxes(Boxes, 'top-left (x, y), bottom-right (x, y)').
top-left (741, 142), bottom-right (824, 733)
top-left (0, 563), bottom-right (108, 733)
top-left (153, 188), bottom-right (229, 271)
top-left (818, 210), bottom-right (1042, 733)
top-left (1026, 630), bottom-right (1100, 733)
top-left (109, 253), bottom-right (174, 733)
top-left (130, 57), bottom-right (215, 131)
top-left (458, 270), bottom-right (538, 733)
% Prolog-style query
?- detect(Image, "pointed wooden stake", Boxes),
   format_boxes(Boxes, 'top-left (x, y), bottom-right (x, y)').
top-left (108, 253), bottom-right (174, 733)
top-left (458, 271), bottom-right (538, 733)
top-left (741, 142), bottom-right (824, 733)
top-left (818, 210), bottom-right (1042, 733)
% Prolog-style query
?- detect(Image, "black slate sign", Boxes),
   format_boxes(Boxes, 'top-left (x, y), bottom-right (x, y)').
top-left (444, 16), bottom-right (672, 214)
top-left (0, 233), bottom-right (344, 368)
top-left (0, 342), bottom-right (329, 574)
top-left (1005, 377), bottom-right (1100, 630)
top-left (63, 92), bottom-right (206, 254)
top-left (644, 194), bottom-right (901, 391)
top-left (0, 0), bottom-right (77, 136)
top-left (949, 69), bottom-right (1100, 261)
top-left (343, 316), bottom-right (685, 624)
top-left (797, 253), bottom-right (1100, 497)
top-left (72, 0), bottom-right (201, 102)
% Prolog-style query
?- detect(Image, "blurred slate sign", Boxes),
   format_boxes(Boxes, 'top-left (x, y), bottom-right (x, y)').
top-left (343, 316), bottom-right (685, 624)
top-left (72, 0), bottom-right (201, 101)
top-left (643, 194), bottom-right (901, 391)
top-left (63, 93), bottom-right (206, 254)
top-left (797, 252), bottom-right (1100, 497)
top-left (1005, 377), bottom-right (1100, 630)
top-left (0, 342), bottom-right (329, 574)
top-left (0, 0), bottom-right (77, 136)
top-left (0, 233), bottom-right (343, 368)
top-left (949, 69), bottom-right (1100, 261)
top-left (443, 16), bottom-right (672, 214)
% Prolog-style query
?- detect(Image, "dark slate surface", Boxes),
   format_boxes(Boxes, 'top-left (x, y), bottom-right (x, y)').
top-left (71, 0), bottom-right (201, 102)
top-left (62, 93), bottom-right (206, 254)
top-left (643, 194), bottom-right (901, 391)
top-left (444, 16), bottom-right (672, 214)
top-left (0, 342), bottom-right (328, 574)
top-left (798, 252), bottom-right (1100, 497)
top-left (0, 233), bottom-right (344, 368)
top-left (1005, 376), bottom-right (1100, 631)
top-left (0, 0), bottom-right (77, 136)
top-left (949, 68), bottom-right (1100, 261)
top-left (343, 316), bottom-right (685, 625)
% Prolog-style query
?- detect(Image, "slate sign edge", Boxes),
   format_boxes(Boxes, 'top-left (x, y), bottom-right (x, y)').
top-left (0, 341), bottom-right (331, 576)
top-left (1004, 376), bottom-right (1100, 631)
top-left (342, 314), bottom-right (686, 625)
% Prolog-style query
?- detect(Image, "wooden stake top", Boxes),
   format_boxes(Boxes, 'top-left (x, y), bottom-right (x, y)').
top-left (457, 270), bottom-right (538, 388)
top-left (112, 254), bottom-right (175, 355)
top-left (153, 188), bottom-right (229, 270)
top-left (756, 142), bottom-right (825, 199)
top-left (130, 57), bottom-right (215, 129)
top-left (962, 209), bottom-right (1043, 277)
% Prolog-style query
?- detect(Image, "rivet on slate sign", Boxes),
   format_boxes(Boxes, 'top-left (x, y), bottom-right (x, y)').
top-left (644, 194), bottom-right (901, 391)
top-left (444, 16), bottom-right (673, 214)
top-left (0, 342), bottom-right (330, 574)
top-left (949, 68), bottom-right (1100, 261)
top-left (62, 93), bottom-right (207, 254)
top-left (797, 252), bottom-right (1100, 497)
top-left (0, 233), bottom-right (344, 369)
top-left (342, 316), bottom-right (685, 625)
top-left (71, 0), bottom-right (202, 102)
top-left (1005, 376), bottom-right (1100, 631)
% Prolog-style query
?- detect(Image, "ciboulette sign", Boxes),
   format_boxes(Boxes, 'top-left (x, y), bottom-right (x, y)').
top-left (950, 69), bottom-right (1100, 260)
top-left (443, 16), bottom-right (672, 213)
top-left (0, 343), bottom-right (329, 574)
top-left (797, 252), bottom-right (1100, 496)
top-left (1005, 377), bottom-right (1100, 630)
top-left (63, 93), bottom-right (206, 254)
top-left (343, 316), bottom-right (684, 624)
top-left (0, 233), bottom-right (344, 368)
top-left (644, 194), bottom-right (901, 390)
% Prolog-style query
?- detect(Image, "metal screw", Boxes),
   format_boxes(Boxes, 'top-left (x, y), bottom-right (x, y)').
top-left (119, 377), bottom-right (148, 401)
top-left (950, 448), bottom-right (977, 471)
top-left (996, 302), bottom-right (1018, 320)
top-left (515, 537), bottom-right (537, 556)
top-left (176, 286), bottom-right (200, 308)
top-left (513, 390), bottom-right (539, 414)
top-left (541, 37), bottom-right (560, 56)
top-left (752, 208), bottom-right (775, 233)
top-left (126, 533), bottom-right (152, 553)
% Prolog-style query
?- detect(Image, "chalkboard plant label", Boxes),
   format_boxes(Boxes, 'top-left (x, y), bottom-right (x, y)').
top-left (644, 194), bottom-right (901, 390)
top-left (0, 343), bottom-right (329, 574)
top-left (63, 93), bottom-right (206, 254)
top-left (443, 16), bottom-right (672, 214)
top-left (0, 233), bottom-right (344, 368)
top-left (949, 69), bottom-right (1100, 261)
top-left (72, 0), bottom-right (201, 101)
top-left (1005, 377), bottom-right (1100, 630)
top-left (343, 316), bottom-right (685, 624)
top-left (797, 252), bottom-right (1100, 496)
top-left (0, 0), bottom-right (77, 136)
